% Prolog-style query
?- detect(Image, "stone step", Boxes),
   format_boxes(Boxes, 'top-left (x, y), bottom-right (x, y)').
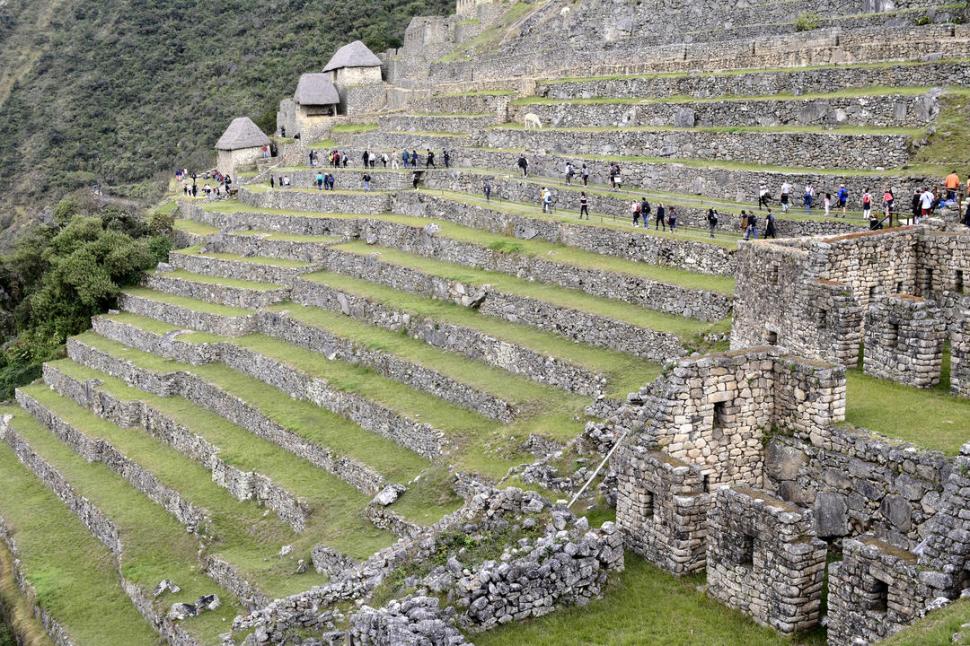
top-left (119, 288), bottom-right (258, 336)
top-left (75, 309), bottom-right (493, 462)
top-left (481, 125), bottom-right (920, 171)
top-left (510, 87), bottom-right (944, 129)
top-left (145, 268), bottom-right (291, 309)
top-left (378, 113), bottom-right (499, 134)
top-left (169, 246), bottom-right (321, 285)
top-left (0, 401), bottom-right (245, 643)
top-left (174, 218), bottom-right (219, 247)
top-left (536, 60), bottom-right (970, 101)
top-left (0, 417), bottom-right (161, 645)
top-left (293, 272), bottom-right (662, 399)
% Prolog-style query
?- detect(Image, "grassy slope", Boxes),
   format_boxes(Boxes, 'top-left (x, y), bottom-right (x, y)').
top-left (883, 598), bottom-right (970, 646)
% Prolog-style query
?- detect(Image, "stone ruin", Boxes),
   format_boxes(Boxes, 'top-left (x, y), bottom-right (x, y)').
top-left (863, 294), bottom-right (946, 388)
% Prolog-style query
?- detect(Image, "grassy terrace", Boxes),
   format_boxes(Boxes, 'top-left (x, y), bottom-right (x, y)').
top-left (512, 85), bottom-right (970, 106)
top-left (0, 418), bottom-right (158, 645)
top-left (330, 240), bottom-right (730, 339)
top-left (2, 403), bottom-right (241, 644)
top-left (123, 286), bottom-right (251, 317)
top-left (883, 598), bottom-right (970, 646)
top-left (844, 367), bottom-right (970, 456)
top-left (175, 245), bottom-right (317, 269)
top-left (153, 269), bottom-right (284, 292)
top-left (301, 272), bottom-right (663, 398)
top-left (21, 379), bottom-right (349, 596)
top-left (47, 357), bottom-right (397, 565)
top-left (174, 218), bottom-right (219, 236)
top-left (475, 553), bottom-right (809, 646)
top-left (490, 123), bottom-right (926, 137)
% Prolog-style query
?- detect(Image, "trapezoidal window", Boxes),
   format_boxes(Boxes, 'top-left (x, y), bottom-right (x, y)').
top-left (869, 286), bottom-right (878, 301)
top-left (713, 401), bottom-right (729, 429)
top-left (890, 322), bottom-right (901, 349)
top-left (768, 265), bottom-right (779, 285)
top-left (736, 534), bottom-right (755, 568)
top-left (924, 268), bottom-right (935, 293)
top-left (767, 331), bottom-right (779, 346)
top-left (818, 309), bottom-right (828, 330)
top-left (956, 270), bottom-right (966, 295)
top-left (643, 490), bottom-right (656, 521)
top-left (869, 576), bottom-right (890, 613)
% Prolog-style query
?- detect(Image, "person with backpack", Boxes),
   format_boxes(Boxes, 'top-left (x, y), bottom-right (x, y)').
top-left (640, 197), bottom-right (651, 228)
top-left (803, 183), bottom-right (814, 213)
top-left (401, 149), bottom-right (410, 168)
top-left (838, 184), bottom-right (849, 216)
top-left (565, 161), bottom-right (576, 185)
top-left (362, 173), bottom-right (372, 191)
top-left (517, 155), bottom-right (529, 177)
top-left (780, 181), bottom-right (791, 214)
top-left (883, 188), bottom-right (895, 226)
top-left (668, 206), bottom-right (678, 230)
top-left (581, 163), bottom-right (590, 186)
top-left (745, 211), bottom-right (758, 240)
top-left (483, 179), bottom-right (492, 202)
top-left (631, 200), bottom-right (642, 227)
top-left (426, 149), bottom-right (435, 168)
top-left (579, 192), bottom-right (590, 219)
top-left (655, 203), bottom-right (666, 231)
top-left (862, 189), bottom-right (873, 221)
top-left (315, 171), bottom-right (324, 190)
top-left (707, 208), bottom-right (719, 237)
top-left (542, 187), bottom-right (554, 213)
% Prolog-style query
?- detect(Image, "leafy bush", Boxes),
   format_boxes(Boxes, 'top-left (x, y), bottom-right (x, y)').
top-left (0, 194), bottom-right (170, 399)
top-left (794, 11), bottom-right (821, 32)
top-left (915, 15), bottom-right (931, 26)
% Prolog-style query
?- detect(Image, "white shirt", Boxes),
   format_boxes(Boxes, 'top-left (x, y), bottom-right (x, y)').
top-left (920, 191), bottom-right (935, 209)
top-left (780, 182), bottom-right (791, 195)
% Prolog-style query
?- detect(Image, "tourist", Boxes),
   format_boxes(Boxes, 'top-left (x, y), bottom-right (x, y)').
top-left (758, 183), bottom-right (771, 210)
top-left (745, 211), bottom-right (758, 240)
top-left (411, 150), bottom-right (418, 168)
top-left (823, 193), bottom-right (831, 217)
top-left (640, 197), bottom-right (651, 229)
top-left (837, 184), bottom-right (848, 216)
top-left (327, 173), bottom-right (336, 190)
top-left (910, 188), bottom-right (920, 225)
top-left (739, 210), bottom-right (749, 233)
top-left (608, 163), bottom-right (618, 190)
top-left (612, 164), bottom-right (623, 190)
top-left (579, 192), bottom-right (590, 219)
top-left (391, 154), bottom-right (399, 169)
top-left (412, 173), bottom-right (420, 189)
top-left (655, 203), bottom-right (666, 231)
top-left (780, 181), bottom-right (791, 213)
top-left (381, 153), bottom-right (389, 168)
top-left (224, 175), bottom-right (233, 194)
top-left (565, 161), bottom-right (575, 185)
top-left (945, 170), bottom-right (961, 201)
top-left (883, 188), bottom-right (895, 226)
top-left (443, 150), bottom-right (451, 168)
top-left (316, 171), bottom-right (324, 190)
top-left (483, 178), bottom-right (492, 202)
top-left (581, 163), bottom-right (590, 186)
top-left (362, 150), bottom-right (370, 168)
top-left (402, 149), bottom-right (410, 168)
top-left (668, 205), bottom-right (678, 230)
top-left (280, 126), bottom-right (286, 138)
top-left (283, 175), bottom-right (291, 187)
top-left (309, 150), bottom-right (316, 167)
top-left (764, 209), bottom-right (777, 239)
top-left (342, 154), bottom-right (349, 167)
top-left (517, 154), bottom-right (529, 177)
top-left (919, 186), bottom-right (935, 221)
top-left (426, 149), bottom-right (436, 168)
top-left (362, 173), bottom-right (372, 191)
top-left (631, 200), bottom-right (642, 227)
top-left (269, 176), bottom-right (275, 189)
top-left (862, 189), bottom-right (873, 221)
top-left (803, 183), bottom-right (814, 212)
top-left (964, 198), bottom-right (970, 228)
top-left (707, 208), bottom-right (719, 237)
top-left (203, 184), bottom-right (212, 199)
top-left (542, 187), bottom-right (554, 213)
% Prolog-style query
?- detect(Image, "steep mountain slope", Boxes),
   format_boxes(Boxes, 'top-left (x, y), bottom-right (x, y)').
top-left (0, 0), bottom-right (453, 246)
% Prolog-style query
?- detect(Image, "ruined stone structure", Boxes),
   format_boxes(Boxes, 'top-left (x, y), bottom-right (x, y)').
top-left (863, 294), bottom-right (946, 388)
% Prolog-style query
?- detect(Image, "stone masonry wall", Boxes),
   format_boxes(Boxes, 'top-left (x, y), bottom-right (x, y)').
top-left (952, 304), bottom-right (970, 398)
top-left (863, 295), bottom-right (946, 388)
top-left (706, 487), bottom-right (827, 634)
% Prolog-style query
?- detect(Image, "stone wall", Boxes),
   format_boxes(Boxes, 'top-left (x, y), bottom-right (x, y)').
top-left (706, 487), bottom-right (827, 634)
top-left (613, 445), bottom-right (709, 575)
top-left (349, 596), bottom-right (469, 646)
top-left (952, 304), bottom-right (970, 398)
top-left (512, 92), bottom-right (939, 129)
top-left (863, 295), bottom-right (946, 388)
top-left (482, 127), bottom-right (915, 171)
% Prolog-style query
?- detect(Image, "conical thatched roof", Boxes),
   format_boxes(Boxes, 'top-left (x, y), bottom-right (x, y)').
top-left (294, 73), bottom-right (340, 106)
top-left (323, 40), bottom-right (382, 72)
top-left (215, 117), bottom-right (270, 151)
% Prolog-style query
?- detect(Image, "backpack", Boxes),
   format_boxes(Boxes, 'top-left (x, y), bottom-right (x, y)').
top-left (863, 194), bottom-right (871, 206)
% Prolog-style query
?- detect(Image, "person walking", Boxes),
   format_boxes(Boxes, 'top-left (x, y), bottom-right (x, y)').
top-left (381, 153), bottom-right (389, 168)
top-left (764, 209), bottom-right (777, 238)
top-left (483, 179), bottom-right (492, 202)
top-left (758, 183), bottom-right (771, 210)
top-left (838, 184), bottom-right (849, 216)
top-left (579, 192), bottom-right (590, 219)
top-left (909, 188), bottom-right (921, 225)
top-left (883, 188), bottom-right (895, 226)
top-left (443, 150), bottom-right (450, 168)
top-left (426, 149), bottom-right (435, 168)
top-left (707, 208), bottom-right (719, 237)
top-left (542, 187), bottom-right (553, 214)
top-left (362, 150), bottom-right (370, 168)
top-left (745, 211), bottom-right (758, 240)
top-left (862, 189), bottom-right (873, 221)
top-left (780, 181), bottom-right (791, 214)
top-left (823, 193), bottom-right (831, 217)
top-left (631, 200), bottom-right (642, 227)
top-left (655, 203), bottom-right (666, 231)
top-left (402, 149), bottom-right (410, 168)
top-left (803, 183), bottom-right (814, 212)
top-left (640, 197), bottom-right (651, 229)
top-left (517, 154), bottom-right (529, 177)
top-left (411, 150), bottom-right (418, 168)
top-left (315, 171), bottom-right (324, 190)
top-left (919, 186), bottom-right (935, 222)
top-left (565, 161), bottom-right (575, 185)
top-left (668, 205), bottom-right (678, 230)
top-left (270, 175), bottom-right (275, 189)
top-left (739, 210), bottom-right (749, 234)
top-left (362, 173), bottom-right (372, 191)
top-left (945, 170), bottom-right (961, 201)
top-left (581, 163), bottom-right (590, 186)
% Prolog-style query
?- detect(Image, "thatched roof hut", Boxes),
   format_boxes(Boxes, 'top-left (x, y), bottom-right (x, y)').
top-left (323, 40), bottom-right (382, 72)
top-left (294, 73), bottom-right (340, 106)
top-left (215, 117), bottom-right (270, 151)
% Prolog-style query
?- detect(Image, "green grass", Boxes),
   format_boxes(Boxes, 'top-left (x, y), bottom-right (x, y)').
top-left (882, 598), bottom-right (970, 645)
top-left (912, 93), bottom-right (970, 168)
top-left (437, 89), bottom-right (518, 98)
top-left (492, 123), bottom-right (925, 137)
top-left (438, 1), bottom-right (533, 63)
top-left (174, 218), bottom-right (219, 236)
top-left (844, 367), bottom-right (970, 456)
top-left (331, 123), bottom-right (378, 135)
top-left (331, 239), bottom-right (730, 340)
top-left (0, 423), bottom-right (158, 645)
top-left (3, 403), bottom-right (241, 644)
top-left (229, 229), bottom-right (342, 244)
top-left (176, 245), bottom-right (315, 269)
top-left (302, 271), bottom-right (662, 398)
top-left (475, 553), bottom-right (814, 646)
top-left (124, 287), bottom-right (251, 317)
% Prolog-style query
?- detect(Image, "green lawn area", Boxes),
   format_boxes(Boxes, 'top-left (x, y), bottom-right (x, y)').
top-left (882, 598), bottom-right (970, 646)
top-left (844, 368), bottom-right (970, 456)
top-left (492, 123), bottom-right (925, 137)
top-left (3, 405), bottom-right (242, 644)
top-left (0, 422), bottom-right (158, 645)
top-left (124, 287), bottom-right (251, 317)
top-left (332, 239), bottom-right (730, 338)
top-left (174, 218), bottom-right (219, 236)
top-left (155, 268), bottom-right (282, 292)
top-left (475, 553), bottom-right (820, 646)
top-left (331, 122), bottom-right (378, 135)
top-left (175, 245), bottom-right (315, 269)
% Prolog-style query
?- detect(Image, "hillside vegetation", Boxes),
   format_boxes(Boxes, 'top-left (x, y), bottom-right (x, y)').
top-left (0, 0), bottom-right (454, 246)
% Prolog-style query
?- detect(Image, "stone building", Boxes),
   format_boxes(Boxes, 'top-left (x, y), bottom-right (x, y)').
top-left (214, 117), bottom-right (271, 177)
top-left (731, 224), bottom-right (970, 394)
top-left (277, 73), bottom-right (340, 139)
top-left (324, 40), bottom-right (386, 115)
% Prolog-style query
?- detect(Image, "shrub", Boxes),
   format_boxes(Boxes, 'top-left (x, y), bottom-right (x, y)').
top-left (794, 12), bottom-right (821, 32)
top-left (915, 14), bottom-right (931, 26)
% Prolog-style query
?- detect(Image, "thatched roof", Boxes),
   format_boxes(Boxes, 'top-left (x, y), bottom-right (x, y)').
top-left (323, 40), bottom-right (382, 72)
top-left (294, 73), bottom-right (340, 106)
top-left (215, 117), bottom-right (270, 151)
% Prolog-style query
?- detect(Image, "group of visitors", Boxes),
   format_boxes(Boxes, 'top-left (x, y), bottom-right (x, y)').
top-left (176, 168), bottom-right (234, 200)
top-left (739, 210), bottom-right (777, 240)
top-left (627, 198), bottom-right (677, 231)
top-left (269, 175), bottom-right (292, 189)
top-left (400, 149), bottom-right (451, 168)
